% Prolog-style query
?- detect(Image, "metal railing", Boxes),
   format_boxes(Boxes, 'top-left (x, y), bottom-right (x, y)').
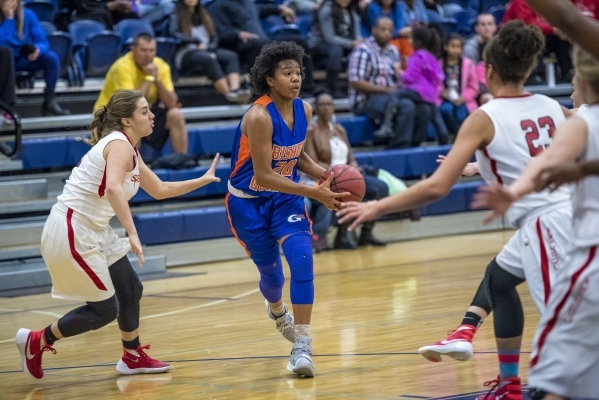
top-left (0, 101), bottom-right (22, 158)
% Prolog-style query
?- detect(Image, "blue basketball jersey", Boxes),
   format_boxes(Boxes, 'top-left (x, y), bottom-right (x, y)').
top-left (229, 95), bottom-right (308, 197)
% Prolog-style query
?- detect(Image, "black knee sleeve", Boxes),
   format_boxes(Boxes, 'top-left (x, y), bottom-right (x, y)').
top-left (485, 258), bottom-right (526, 339)
top-left (109, 256), bottom-right (143, 332)
top-left (529, 388), bottom-right (549, 400)
top-left (57, 295), bottom-right (118, 337)
top-left (470, 273), bottom-right (493, 315)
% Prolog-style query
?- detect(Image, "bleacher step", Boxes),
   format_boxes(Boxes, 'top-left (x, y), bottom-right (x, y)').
top-left (0, 198), bottom-right (55, 216)
top-left (0, 160), bottom-right (23, 172)
top-left (0, 179), bottom-right (47, 204)
top-left (0, 254), bottom-right (166, 292)
top-left (0, 245), bottom-right (41, 262)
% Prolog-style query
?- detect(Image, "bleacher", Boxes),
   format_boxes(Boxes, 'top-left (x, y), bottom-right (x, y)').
top-left (0, 0), bottom-right (575, 294)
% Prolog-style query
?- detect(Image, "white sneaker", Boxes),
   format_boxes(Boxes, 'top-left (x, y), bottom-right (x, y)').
top-left (265, 300), bottom-right (295, 343)
top-left (286, 336), bottom-right (315, 377)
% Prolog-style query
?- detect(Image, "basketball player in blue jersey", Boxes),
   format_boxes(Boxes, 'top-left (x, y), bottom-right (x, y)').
top-left (225, 41), bottom-right (347, 377)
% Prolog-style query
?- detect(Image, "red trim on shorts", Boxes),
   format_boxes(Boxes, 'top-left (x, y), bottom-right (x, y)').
top-left (481, 148), bottom-right (503, 185)
top-left (530, 246), bottom-right (597, 368)
top-left (536, 218), bottom-right (551, 304)
top-left (224, 193), bottom-right (251, 257)
top-left (66, 208), bottom-right (108, 291)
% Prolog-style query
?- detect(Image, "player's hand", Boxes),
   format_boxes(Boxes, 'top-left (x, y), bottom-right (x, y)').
top-left (471, 184), bottom-right (516, 224)
top-left (129, 233), bottom-right (145, 267)
top-left (202, 153), bottom-right (221, 183)
top-left (336, 200), bottom-right (382, 231)
top-left (315, 172), bottom-right (350, 210)
top-left (535, 162), bottom-right (583, 191)
top-left (437, 155), bottom-right (478, 176)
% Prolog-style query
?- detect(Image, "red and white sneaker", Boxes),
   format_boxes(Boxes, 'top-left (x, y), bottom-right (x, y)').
top-left (418, 324), bottom-right (475, 362)
top-left (15, 328), bottom-right (56, 379)
top-left (477, 376), bottom-right (522, 400)
top-left (116, 344), bottom-right (171, 375)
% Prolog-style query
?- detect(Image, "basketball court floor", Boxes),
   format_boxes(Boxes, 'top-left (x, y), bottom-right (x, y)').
top-left (0, 230), bottom-right (539, 399)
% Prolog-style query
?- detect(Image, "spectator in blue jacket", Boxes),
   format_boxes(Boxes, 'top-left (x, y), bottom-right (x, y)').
top-left (398, 0), bottom-right (428, 26)
top-left (361, 0), bottom-right (404, 38)
top-left (0, 0), bottom-right (70, 116)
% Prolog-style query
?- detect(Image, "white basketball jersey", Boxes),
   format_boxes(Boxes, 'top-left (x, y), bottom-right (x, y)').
top-left (476, 94), bottom-right (571, 228)
top-left (57, 131), bottom-right (140, 228)
top-left (571, 104), bottom-right (599, 247)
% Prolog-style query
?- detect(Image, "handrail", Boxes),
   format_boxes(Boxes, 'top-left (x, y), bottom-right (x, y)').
top-left (0, 101), bottom-right (22, 158)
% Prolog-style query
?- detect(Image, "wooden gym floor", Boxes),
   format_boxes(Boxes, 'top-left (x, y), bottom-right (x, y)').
top-left (0, 230), bottom-right (540, 400)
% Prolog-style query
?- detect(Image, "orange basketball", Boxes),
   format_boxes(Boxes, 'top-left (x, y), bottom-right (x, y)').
top-left (318, 165), bottom-right (366, 202)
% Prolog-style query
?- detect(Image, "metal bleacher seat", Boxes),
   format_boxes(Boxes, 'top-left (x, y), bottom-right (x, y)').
top-left (40, 20), bottom-right (56, 36)
top-left (441, 3), bottom-right (463, 19)
top-left (23, 0), bottom-right (56, 22)
top-left (47, 31), bottom-right (76, 86)
top-left (453, 9), bottom-right (478, 36)
top-left (488, 5), bottom-right (505, 23)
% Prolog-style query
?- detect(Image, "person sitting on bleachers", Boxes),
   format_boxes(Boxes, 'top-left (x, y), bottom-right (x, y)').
top-left (205, 0), bottom-right (315, 94)
top-left (95, 33), bottom-right (188, 155)
top-left (135, 0), bottom-right (176, 30)
top-left (398, 0), bottom-right (428, 25)
top-left (286, 0), bottom-right (323, 13)
top-left (502, 0), bottom-right (573, 83)
top-left (309, 0), bottom-right (363, 98)
top-left (463, 13), bottom-right (496, 105)
top-left (305, 89), bottom-right (388, 249)
top-left (0, 0), bottom-right (70, 116)
top-left (348, 17), bottom-right (418, 145)
top-left (0, 46), bottom-right (16, 122)
top-left (67, 0), bottom-right (139, 29)
top-left (440, 33), bottom-right (479, 136)
top-left (170, 0), bottom-right (251, 104)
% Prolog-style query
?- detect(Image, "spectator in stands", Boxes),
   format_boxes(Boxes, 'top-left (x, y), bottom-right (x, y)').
top-left (66, 0), bottom-right (139, 29)
top-left (463, 13), bottom-right (496, 105)
top-left (309, 0), bottom-right (363, 98)
top-left (305, 89), bottom-right (388, 249)
top-left (287, 0), bottom-right (323, 13)
top-left (440, 33), bottom-right (478, 136)
top-left (393, 24), bottom-right (447, 147)
top-left (136, 0), bottom-right (176, 30)
top-left (170, 0), bottom-right (251, 104)
top-left (348, 17), bottom-right (419, 147)
top-left (95, 33), bottom-right (188, 155)
top-left (0, 46), bottom-right (16, 122)
top-left (361, 0), bottom-right (414, 66)
top-left (398, 0), bottom-right (428, 26)
top-left (206, 0), bottom-right (315, 93)
top-left (0, 0), bottom-right (70, 116)
top-left (502, 0), bottom-right (573, 83)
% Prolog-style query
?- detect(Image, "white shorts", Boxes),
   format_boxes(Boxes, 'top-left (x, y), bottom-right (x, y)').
top-left (496, 207), bottom-right (571, 313)
top-left (528, 245), bottom-right (599, 399)
top-left (40, 204), bottom-right (131, 302)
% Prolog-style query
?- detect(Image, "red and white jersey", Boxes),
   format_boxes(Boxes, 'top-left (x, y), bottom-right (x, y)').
top-left (571, 104), bottom-right (599, 247)
top-left (476, 94), bottom-right (571, 228)
top-left (57, 131), bottom-right (140, 228)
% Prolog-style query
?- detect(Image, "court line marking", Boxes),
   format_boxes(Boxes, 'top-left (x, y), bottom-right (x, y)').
top-left (0, 288), bottom-right (260, 344)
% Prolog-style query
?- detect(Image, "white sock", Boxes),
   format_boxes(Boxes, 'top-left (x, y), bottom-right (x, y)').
top-left (294, 324), bottom-right (310, 341)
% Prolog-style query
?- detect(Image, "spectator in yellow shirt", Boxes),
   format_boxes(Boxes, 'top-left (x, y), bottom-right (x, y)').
top-left (94, 33), bottom-right (188, 154)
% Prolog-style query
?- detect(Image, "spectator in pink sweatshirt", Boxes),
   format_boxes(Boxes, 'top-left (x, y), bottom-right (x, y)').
top-left (390, 24), bottom-right (448, 147)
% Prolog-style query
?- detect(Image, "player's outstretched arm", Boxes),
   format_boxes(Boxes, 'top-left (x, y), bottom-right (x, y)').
top-left (437, 155), bottom-right (479, 176)
top-left (472, 116), bottom-right (589, 222)
top-left (526, 0), bottom-right (599, 59)
top-left (337, 109), bottom-right (492, 231)
top-left (139, 153), bottom-right (221, 200)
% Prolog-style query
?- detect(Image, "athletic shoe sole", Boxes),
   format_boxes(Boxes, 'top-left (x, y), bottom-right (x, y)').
top-left (418, 341), bottom-right (473, 362)
top-left (15, 328), bottom-right (37, 379)
top-left (116, 360), bottom-right (172, 375)
top-left (286, 361), bottom-right (315, 377)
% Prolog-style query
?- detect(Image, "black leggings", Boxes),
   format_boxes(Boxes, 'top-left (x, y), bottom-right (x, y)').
top-left (57, 256), bottom-right (143, 337)
top-left (180, 48), bottom-right (240, 82)
top-left (0, 46), bottom-right (16, 107)
top-left (469, 258), bottom-right (526, 339)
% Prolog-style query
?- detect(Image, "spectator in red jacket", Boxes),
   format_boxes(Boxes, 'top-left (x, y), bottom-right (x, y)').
top-left (502, 0), bottom-right (573, 82)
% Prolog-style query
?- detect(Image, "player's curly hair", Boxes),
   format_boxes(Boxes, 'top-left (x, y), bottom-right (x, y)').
top-left (250, 41), bottom-right (306, 96)
top-left (484, 20), bottom-right (545, 84)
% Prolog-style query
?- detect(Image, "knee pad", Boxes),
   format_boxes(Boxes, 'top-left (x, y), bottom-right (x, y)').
top-left (130, 275), bottom-right (143, 304)
top-left (282, 232), bottom-right (314, 304)
top-left (257, 258), bottom-right (285, 303)
top-left (528, 388), bottom-right (548, 400)
top-left (90, 296), bottom-right (119, 327)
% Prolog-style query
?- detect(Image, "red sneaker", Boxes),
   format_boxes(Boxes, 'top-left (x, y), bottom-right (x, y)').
top-left (116, 344), bottom-right (171, 375)
top-left (418, 324), bottom-right (476, 362)
top-left (15, 328), bottom-right (56, 379)
top-left (477, 376), bottom-right (523, 400)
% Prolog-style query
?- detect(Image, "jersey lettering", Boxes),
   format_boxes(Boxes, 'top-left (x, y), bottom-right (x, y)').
top-left (521, 116), bottom-right (556, 156)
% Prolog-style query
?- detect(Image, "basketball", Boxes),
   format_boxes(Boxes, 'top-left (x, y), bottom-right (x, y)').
top-left (318, 164), bottom-right (366, 202)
